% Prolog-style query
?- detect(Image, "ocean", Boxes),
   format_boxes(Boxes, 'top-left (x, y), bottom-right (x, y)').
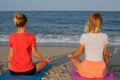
top-left (0, 11), bottom-right (120, 46)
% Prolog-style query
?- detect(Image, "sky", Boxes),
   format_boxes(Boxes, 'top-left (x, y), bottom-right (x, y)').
top-left (0, 0), bottom-right (120, 11)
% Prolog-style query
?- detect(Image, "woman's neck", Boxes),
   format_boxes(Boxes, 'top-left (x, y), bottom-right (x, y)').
top-left (17, 27), bottom-right (26, 33)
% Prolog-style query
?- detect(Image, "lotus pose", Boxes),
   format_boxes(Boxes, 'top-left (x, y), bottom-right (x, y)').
top-left (68, 13), bottom-right (111, 78)
top-left (8, 12), bottom-right (51, 75)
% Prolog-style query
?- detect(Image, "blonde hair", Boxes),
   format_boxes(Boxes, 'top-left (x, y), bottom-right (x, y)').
top-left (13, 12), bottom-right (27, 27)
top-left (84, 13), bottom-right (102, 33)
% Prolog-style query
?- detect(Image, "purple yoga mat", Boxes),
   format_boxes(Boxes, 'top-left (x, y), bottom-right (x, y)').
top-left (72, 67), bottom-right (117, 80)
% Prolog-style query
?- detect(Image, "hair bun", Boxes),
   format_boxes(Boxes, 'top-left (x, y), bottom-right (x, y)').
top-left (14, 12), bottom-right (24, 20)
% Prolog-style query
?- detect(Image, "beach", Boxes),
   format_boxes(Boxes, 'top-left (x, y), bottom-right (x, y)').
top-left (0, 45), bottom-right (120, 80)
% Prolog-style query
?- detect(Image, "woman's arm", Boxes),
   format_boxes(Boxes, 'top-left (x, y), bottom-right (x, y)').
top-left (68, 44), bottom-right (84, 58)
top-left (7, 48), bottom-right (13, 63)
top-left (32, 46), bottom-right (50, 62)
top-left (103, 44), bottom-right (112, 66)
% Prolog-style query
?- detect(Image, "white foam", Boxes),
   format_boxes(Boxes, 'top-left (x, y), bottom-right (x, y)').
top-left (35, 34), bottom-right (80, 43)
top-left (0, 34), bottom-right (120, 46)
top-left (0, 34), bottom-right (8, 41)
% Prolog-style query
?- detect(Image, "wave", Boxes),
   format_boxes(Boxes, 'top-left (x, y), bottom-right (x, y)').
top-left (109, 36), bottom-right (120, 46)
top-left (0, 34), bottom-right (120, 46)
top-left (0, 34), bottom-right (8, 41)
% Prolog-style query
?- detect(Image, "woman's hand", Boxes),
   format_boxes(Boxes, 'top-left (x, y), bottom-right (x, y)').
top-left (68, 54), bottom-right (74, 58)
top-left (109, 54), bottom-right (112, 58)
top-left (42, 58), bottom-right (52, 63)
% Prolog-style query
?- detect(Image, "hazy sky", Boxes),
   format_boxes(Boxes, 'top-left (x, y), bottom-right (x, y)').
top-left (0, 0), bottom-right (120, 11)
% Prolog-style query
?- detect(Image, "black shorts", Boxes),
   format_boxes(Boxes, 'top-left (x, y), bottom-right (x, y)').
top-left (10, 66), bottom-right (36, 75)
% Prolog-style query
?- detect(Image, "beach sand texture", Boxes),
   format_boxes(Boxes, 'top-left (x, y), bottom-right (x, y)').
top-left (0, 46), bottom-right (120, 80)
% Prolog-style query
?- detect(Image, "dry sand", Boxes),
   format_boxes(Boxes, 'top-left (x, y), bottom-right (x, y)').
top-left (0, 46), bottom-right (120, 80)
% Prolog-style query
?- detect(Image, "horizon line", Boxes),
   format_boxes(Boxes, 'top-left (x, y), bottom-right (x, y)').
top-left (1, 10), bottom-right (120, 12)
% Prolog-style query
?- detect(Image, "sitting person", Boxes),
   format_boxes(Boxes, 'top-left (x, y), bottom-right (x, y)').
top-left (8, 12), bottom-right (51, 75)
top-left (68, 13), bottom-right (111, 78)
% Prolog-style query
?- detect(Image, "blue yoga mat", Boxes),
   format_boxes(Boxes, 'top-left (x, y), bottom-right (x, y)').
top-left (0, 64), bottom-right (52, 80)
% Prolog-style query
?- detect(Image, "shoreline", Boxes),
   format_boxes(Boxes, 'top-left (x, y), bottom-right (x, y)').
top-left (1, 41), bottom-right (120, 47)
top-left (0, 45), bottom-right (120, 79)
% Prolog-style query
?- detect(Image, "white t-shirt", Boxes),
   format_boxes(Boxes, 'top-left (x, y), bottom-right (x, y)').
top-left (80, 32), bottom-right (108, 61)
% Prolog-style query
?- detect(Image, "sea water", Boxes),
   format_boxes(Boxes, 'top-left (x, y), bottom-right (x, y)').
top-left (0, 11), bottom-right (120, 46)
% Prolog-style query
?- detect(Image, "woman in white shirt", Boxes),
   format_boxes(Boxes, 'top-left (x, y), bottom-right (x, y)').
top-left (68, 13), bottom-right (111, 78)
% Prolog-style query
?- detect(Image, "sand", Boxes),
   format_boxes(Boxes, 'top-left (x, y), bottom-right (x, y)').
top-left (0, 46), bottom-right (120, 80)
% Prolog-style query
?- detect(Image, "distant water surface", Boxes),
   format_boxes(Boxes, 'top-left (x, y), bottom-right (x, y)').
top-left (0, 11), bottom-right (120, 46)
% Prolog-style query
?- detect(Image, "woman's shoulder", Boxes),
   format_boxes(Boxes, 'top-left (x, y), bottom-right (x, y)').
top-left (25, 32), bottom-right (35, 38)
top-left (9, 32), bottom-right (34, 36)
top-left (99, 32), bottom-right (108, 37)
top-left (80, 33), bottom-right (89, 40)
top-left (81, 33), bottom-right (88, 36)
top-left (9, 32), bottom-right (17, 36)
top-left (81, 32), bottom-right (108, 38)
top-left (81, 33), bottom-right (90, 37)
top-left (25, 32), bottom-right (34, 36)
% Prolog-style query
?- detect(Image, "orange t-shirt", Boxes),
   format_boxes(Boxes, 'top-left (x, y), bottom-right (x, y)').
top-left (9, 32), bottom-right (36, 72)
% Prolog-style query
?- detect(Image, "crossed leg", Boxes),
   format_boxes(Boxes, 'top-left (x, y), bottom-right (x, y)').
top-left (35, 61), bottom-right (49, 73)
top-left (70, 58), bottom-right (82, 71)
